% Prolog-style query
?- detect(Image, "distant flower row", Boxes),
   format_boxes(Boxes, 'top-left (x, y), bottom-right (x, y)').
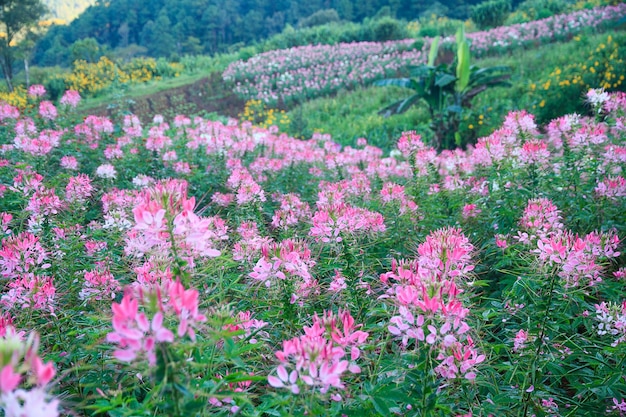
top-left (224, 3), bottom-right (626, 104)
top-left (223, 40), bottom-right (422, 105)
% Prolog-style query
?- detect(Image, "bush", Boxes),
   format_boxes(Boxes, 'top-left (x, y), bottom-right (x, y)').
top-left (410, 15), bottom-right (469, 38)
top-left (525, 33), bottom-right (626, 123)
top-left (45, 77), bottom-right (67, 101)
top-left (506, 0), bottom-right (568, 24)
top-left (298, 9), bottom-right (341, 28)
top-left (471, 0), bottom-right (512, 29)
top-left (370, 16), bottom-right (410, 42)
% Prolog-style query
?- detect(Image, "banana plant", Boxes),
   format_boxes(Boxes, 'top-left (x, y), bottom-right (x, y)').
top-left (376, 28), bottom-right (511, 151)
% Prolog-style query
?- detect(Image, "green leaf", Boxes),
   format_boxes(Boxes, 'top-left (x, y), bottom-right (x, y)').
top-left (456, 36), bottom-right (471, 92)
top-left (435, 73), bottom-right (456, 87)
top-left (428, 36), bottom-right (440, 66)
top-left (374, 78), bottom-right (412, 88)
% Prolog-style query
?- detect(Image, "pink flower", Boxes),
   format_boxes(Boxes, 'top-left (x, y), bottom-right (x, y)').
top-left (60, 90), bottom-right (81, 108)
top-left (95, 164), bottom-right (117, 179)
top-left (65, 174), bottom-right (93, 203)
top-left (268, 365), bottom-right (300, 394)
top-left (462, 204), bottom-right (481, 219)
top-left (31, 356), bottom-right (55, 386)
top-left (168, 281), bottom-right (207, 341)
top-left (513, 329), bottom-right (528, 352)
top-left (0, 366), bottom-right (21, 392)
top-left (27, 85), bottom-right (46, 97)
top-left (60, 156), bottom-right (78, 170)
top-left (38, 101), bottom-right (57, 120)
top-left (107, 292), bottom-right (175, 365)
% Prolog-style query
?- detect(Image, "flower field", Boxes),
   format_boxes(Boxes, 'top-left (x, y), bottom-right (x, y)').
top-left (223, 3), bottom-right (626, 105)
top-left (0, 84), bottom-right (624, 416)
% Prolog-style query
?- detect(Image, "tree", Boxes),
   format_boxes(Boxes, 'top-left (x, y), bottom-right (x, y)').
top-left (375, 29), bottom-right (511, 150)
top-left (0, 0), bottom-right (47, 91)
top-left (70, 37), bottom-right (102, 63)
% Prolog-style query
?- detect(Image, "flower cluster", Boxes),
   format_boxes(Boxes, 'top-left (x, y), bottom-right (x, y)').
top-left (106, 279), bottom-right (207, 364)
top-left (268, 309), bottom-right (367, 399)
top-left (0, 326), bottom-right (59, 417)
top-left (384, 228), bottom-right (484, 381)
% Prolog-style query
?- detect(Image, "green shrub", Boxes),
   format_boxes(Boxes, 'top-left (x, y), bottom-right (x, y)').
top-left (45, 76), bottom-right (67, 101)
top-left (370, 16), bottom-right (410, 42)
top-left (525, 32), bottom-right (626, 124)
top-left (411, 15), bottom-right (469, 38)
top-left (471, 0), bottom-right (512, 29)
top-left (506, 0), bottom-right (568, 24)
top-left (298, 9), bottom-right (341, 28)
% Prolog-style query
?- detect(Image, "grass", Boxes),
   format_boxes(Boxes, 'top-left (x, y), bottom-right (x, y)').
top-left (286, 86), bottom-right (431, 151)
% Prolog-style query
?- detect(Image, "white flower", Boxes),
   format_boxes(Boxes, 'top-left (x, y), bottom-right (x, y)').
top-left (96, 164), bottom-right (117, 179)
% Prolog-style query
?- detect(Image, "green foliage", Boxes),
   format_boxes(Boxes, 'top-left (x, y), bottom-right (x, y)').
top-left (70, 37), bottom-right (102, 63)
top-left (506, 0), bottom-right (568, 23)
top-left (260, 17), bottom-right (412, 53)
top-left (0, 0), bottom-right (48, 91)
top-left (464, 30), bottom-right (626, 139)
top-left (375, 32), bottom-right (511, 150)
top-left (470, 0), bottom-right (512, 29)
top-left (286, 86), bottom-right (431, 151)
top-left (409, 14), bottom-right (471, 38)
top-left (370, 16), bottom-right (409, 41)
top-left (32, 0), bottom-right (483, 67)
top-left (525, 32), bottom-right (626, 124)
top-left (298, 9), bottom-right (341, 28)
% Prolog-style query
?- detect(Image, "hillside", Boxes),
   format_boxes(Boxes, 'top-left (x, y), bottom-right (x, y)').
top-left (32, 0), bottom-right (491, 66)
top-left (43, 0), bottom-right (96, 23)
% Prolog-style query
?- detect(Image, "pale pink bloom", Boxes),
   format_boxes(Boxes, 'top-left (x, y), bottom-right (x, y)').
top-left (495, 234), bottom-right (508, 249)
top-left (513, 329), bottom-right (528, 352)
top-left (95, 164), bottom-right (117, 179)
top-left (223, 311), bottom-right (268, 344)
top-left (173, 161), bottom-right (191, 174)
top-left (0, 212), bottom-right (11, 235)
top-left (167, 281), bottom-right (207, 341)
top-left (80, 269), bottom-right (121, 301)
top-left (60, 90), bottom-right (81, 108)
top-left (595, 176), bottom-right (626, 199)
top-left (65, 174), bottom-right (93, 203)
top-left (106, 292), bottom-right (175, 365)
top-left (0, 232), bottom-right (48, 279)
top-left (610, 398), bottom-right (626, 414)
top-left (1, 387), bottom-right (60, 417)
top-left (31, 356), bottom-right (55, 386)
top-left (519, 198), bottom-right (563, 238)
top-left (329, 270), bottom-right (347, 293)
top-left (211, 192), bottom-right (234, 207)
top-left (587, 88), bottom-right (609, 108)
top-left (517, 139), bottom-right (550, 165)
top-left (38, 101), bottom-right (57, 120)
top-left (268, 365), bottom-right (300, 394)
top-left (60, 156), bottom-right (78, 170)
top-left (122, 114), bottom-right (142, 137)
top-left (26, 188), bottom-right (64, 216)
top-left (132, 175), bottom-right (155, 188)
top-left (0, 366), bottom-right (21, 392)
top-left (1, 274), bottom-right (56, 313)
top-left (27, 84), bottom-right (46, 97)
top-left (0, 102), bottom-right (19, 120)
top-left (174, 115), bottom-right (191, 127)
top-left (462, 204), bottom-right (481, 219)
